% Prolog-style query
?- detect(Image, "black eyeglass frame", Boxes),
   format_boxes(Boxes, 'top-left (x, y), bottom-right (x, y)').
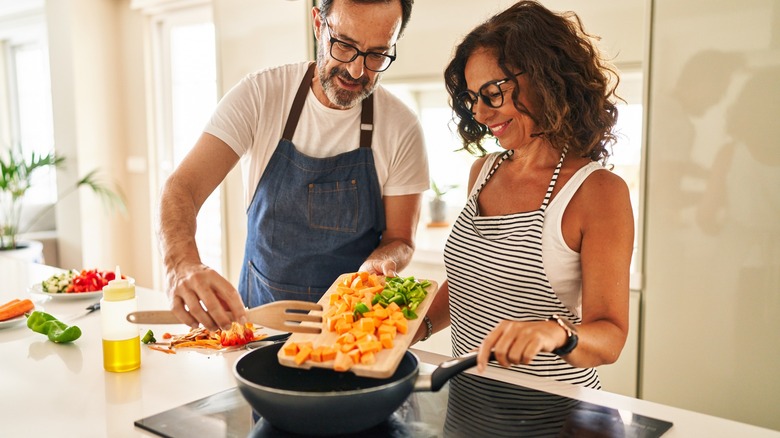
top-left (456, 72), bottom-right (525, 115)
top-left (321, 17), bottom-right (397, 73)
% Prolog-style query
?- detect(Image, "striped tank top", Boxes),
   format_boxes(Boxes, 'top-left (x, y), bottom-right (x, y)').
top-left (444, 148), bottom-right (601, 389)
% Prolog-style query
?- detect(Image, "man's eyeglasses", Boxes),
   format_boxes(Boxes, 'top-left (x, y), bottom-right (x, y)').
top-left (322, 18), bottom-right (396, 73)
top-left (456, 72), bottom-right (524, 114)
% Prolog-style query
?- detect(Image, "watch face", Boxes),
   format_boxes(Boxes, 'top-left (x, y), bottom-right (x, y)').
top-left (551, 315), bottom-right (578, 335)
top-left (559, 317), bottom-right (578, 334)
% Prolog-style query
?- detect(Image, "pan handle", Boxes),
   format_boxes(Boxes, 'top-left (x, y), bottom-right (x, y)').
top-left (415, 352), bottom-right (496, 392)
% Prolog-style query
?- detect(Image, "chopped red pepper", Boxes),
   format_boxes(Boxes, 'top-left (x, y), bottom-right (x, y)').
top-left (219, 322), bottom-right (255, 346)
top-left (66, 269), bottom-right (125, 293)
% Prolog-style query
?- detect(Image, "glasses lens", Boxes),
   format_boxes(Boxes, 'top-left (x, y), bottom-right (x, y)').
top-left (456, 91), bottom-right (477, 113)
top-left (480, 82), bottom-right (505, 108)
top-left (364, 53), bottom-right (392, 72)
top-left (330, 41), bottom-right (358, 63)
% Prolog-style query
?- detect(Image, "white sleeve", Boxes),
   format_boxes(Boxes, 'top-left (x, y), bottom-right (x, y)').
top-left (382, 118), bottom-right (430, 196)
top-left (203, 75), bottom-right (262, 157)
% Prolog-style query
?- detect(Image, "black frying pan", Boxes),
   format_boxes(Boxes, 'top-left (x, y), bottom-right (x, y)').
top-left (233, 341), bottom-right (483, 436)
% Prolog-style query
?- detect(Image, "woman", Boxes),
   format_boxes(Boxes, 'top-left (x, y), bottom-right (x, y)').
top-left (417, 1), bottom-right (634, 389)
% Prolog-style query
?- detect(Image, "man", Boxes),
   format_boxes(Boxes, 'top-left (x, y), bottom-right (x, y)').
top-left (157, 0), bottom-right (428, 331)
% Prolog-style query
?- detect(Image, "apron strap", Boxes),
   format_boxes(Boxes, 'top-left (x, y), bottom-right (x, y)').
top-left (282, 61), bottom-right (374, 149)
top-left (282, 62), bottom-right (316, 142)
top-left (359, 93), bottom-right (374, 149)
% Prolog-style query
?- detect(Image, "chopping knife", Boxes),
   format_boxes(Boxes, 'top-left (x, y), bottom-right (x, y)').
top-left (63, 301), bottom-right (101, 321)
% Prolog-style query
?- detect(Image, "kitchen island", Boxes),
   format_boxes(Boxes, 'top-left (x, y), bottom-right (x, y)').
top-left (1, 256), bottom-right (777, 437)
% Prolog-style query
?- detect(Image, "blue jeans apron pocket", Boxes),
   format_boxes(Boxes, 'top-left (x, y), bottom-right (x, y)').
top-left (244, 260), bottom-right (327, 307)
top-left (307, 179), bottom-right (358, 232)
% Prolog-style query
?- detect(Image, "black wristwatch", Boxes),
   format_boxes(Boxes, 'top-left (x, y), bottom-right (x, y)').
top-left (548, 314), bottom-right (579, 356)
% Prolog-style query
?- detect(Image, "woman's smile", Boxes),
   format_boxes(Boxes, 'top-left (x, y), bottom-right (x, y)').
top-left (489, 119), bottom-right (513, 137)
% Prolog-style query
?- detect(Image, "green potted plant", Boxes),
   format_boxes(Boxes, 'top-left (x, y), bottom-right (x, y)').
top-left (0, 149), bottom-right (125, 252)
top-left (428, 179), bottom-right (458, 226)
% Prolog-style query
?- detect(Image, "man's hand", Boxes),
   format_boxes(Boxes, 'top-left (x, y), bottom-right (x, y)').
top-left (166, 263), bottom-right (247, 332)
top-left (358, 259), bottom-right (398, 278)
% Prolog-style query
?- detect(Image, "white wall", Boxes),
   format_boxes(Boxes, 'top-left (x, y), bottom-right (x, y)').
top-left (385, 0), bottom-right (645, 83)
top-left (642, 0), bottom-right (780, 430)
top-left (46, 0), bottom-right (136, 275)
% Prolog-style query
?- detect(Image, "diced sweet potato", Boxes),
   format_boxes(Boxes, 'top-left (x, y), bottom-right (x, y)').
top-left (394, 318), bottom-right (408, 334)
top-left (294, 345), bottom-right (312, 365)
top-left (357, 317), bottom-right (375, 333)
top-left (336, 332), bottom-right (356, 345)
top-left (321, 346), bottom-right (337, 362)
top-left (283, 342), bottom-right (299, 356)
top-left (380, 333), bottom-right (394, 349)
top-left (360, 351), bottom-right (376, 365)
top-left (377, 324), bottom-right (397, 337)
top-left (333, 351), bottom-right (353, 372)
top-left (310, 346), bottom-right (324, 362)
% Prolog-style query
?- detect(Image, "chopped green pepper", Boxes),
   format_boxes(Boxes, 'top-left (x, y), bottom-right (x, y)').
top-left (141, 329), bottom-right (156, 344)
top-left (27, 311), bottom-right (82, 343)
top-left (352, 302), bottom-right (370, 320)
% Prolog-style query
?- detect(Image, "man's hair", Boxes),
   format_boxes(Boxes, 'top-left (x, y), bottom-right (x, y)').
top-left (319, 0), bottom-right (414, 35)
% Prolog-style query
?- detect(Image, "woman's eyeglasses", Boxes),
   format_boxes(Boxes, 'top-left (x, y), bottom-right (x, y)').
top-left (456, 72), bottom-right (524, 114)
top-left (322, 18), bottom-right (396, 73)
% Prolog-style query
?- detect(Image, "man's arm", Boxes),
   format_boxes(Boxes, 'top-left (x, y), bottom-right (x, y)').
top-left (358, 193), bottom-right (421, 276)
top-left (157, 132), bottom-right (246, 331)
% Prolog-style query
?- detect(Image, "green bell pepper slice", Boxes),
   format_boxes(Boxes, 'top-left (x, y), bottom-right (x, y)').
top-left (27, 311), bottom-right (82, 343)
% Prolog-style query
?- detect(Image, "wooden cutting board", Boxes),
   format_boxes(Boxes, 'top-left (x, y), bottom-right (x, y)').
top-left (277, 273), bottom-right (438, 379)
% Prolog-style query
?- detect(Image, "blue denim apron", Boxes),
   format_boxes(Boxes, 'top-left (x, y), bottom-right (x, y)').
top-left (237, 63), bottom-right (385, 307)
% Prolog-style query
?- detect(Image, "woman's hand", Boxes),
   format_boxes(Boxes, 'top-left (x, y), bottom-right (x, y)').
top-left (476, 319), bottom-right (567, 372)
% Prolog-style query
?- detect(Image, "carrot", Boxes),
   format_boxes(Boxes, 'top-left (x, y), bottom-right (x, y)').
top-left (0, 299), bottom-right (35, 321)
top-left (0, 299), bottom-right (21, 311)
top-left (149, 345), bottom-right (177, 354)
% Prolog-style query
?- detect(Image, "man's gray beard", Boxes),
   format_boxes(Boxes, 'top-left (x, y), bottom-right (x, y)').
top-left (316, 50), bottom-right (377, 109)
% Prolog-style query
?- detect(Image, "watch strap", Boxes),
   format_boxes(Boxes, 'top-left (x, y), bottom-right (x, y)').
top-left (549, 314), bottom-right (579, 356)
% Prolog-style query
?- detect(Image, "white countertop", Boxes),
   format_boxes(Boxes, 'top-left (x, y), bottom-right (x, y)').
top-left (1, 256), bottom-right (777, 437)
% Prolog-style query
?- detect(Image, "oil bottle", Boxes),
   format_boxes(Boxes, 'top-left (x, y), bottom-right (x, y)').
top-left (101, 266), bottom-right (140, 372)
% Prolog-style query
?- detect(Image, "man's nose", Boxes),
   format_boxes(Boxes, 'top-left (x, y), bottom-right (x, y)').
top-left (344, 56), bottom-right (365, 79)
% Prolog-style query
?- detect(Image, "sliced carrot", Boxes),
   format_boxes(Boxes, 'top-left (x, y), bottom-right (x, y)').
top-left (149, 345), bottom-right (177, 354)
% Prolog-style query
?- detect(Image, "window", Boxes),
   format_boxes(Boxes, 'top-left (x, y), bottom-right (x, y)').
top-left (147, 4), bottom-right (223, 283)
top-left (0, 6), bottom-right (57, 215)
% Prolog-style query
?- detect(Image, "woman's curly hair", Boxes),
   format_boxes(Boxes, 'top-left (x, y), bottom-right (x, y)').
top-left (443, 1), bottom-right (621, 163)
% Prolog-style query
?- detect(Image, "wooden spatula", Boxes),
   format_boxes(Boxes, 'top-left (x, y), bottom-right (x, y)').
top-left (126, 300), bottom-right (323, 334)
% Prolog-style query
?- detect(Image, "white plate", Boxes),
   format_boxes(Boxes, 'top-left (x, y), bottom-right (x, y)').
top-left (29, 283), bottom-right (104, 300)
top-left (0, 308), bottom-right (34, 329)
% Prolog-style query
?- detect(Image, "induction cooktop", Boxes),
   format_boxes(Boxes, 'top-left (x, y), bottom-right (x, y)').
top-left (135, 371), bottom-right (673, 437)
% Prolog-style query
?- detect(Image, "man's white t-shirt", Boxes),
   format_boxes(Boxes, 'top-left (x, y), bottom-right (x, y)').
top-left (204, 62), bottom-right (430, 208)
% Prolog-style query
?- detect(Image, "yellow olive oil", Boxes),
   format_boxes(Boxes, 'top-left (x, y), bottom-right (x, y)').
top-left (102, 337), bottom-right (140, 372)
